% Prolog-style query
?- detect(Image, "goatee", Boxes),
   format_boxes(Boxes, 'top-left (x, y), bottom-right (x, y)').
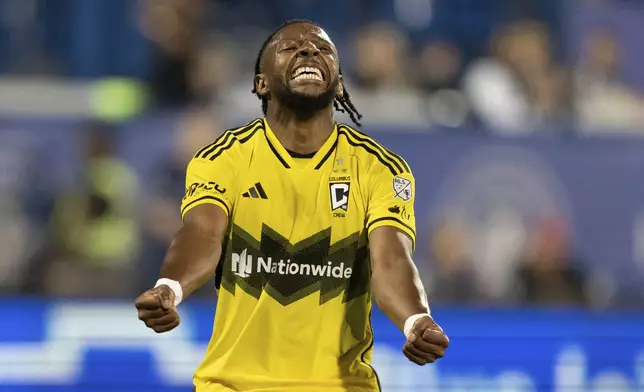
top-left (273, 79), bottom-right (338, 116)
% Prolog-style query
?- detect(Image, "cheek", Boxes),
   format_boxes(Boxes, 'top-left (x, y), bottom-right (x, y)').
top-left (327, 57), bottom-right (341, 78)
top-left (331, 68), bottom-right (342, 83)
top-left (271, 55), bottom-right (291, 76)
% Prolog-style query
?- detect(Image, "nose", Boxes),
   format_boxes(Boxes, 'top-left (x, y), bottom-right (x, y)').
top-left (297, 41), bottom-right (320, 57)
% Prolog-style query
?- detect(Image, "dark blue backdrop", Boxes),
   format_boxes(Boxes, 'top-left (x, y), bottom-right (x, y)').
top-left (3, 116), bottom-right (644, 300)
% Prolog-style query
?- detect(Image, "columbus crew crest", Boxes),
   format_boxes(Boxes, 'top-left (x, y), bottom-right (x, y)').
top-left (330, 182), bottom-right (350, 212)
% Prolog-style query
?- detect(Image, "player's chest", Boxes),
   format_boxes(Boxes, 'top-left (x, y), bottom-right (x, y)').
top-left (232, 158), bottom-right (365, 237)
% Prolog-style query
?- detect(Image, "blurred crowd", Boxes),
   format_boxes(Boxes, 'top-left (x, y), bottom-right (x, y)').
top-left (1, 0), bottom-right (643, 132)
top-left (138, 0), bottom-right (644, 133)
top-left (1, 116), bottom-right (614, 308)
top-left (0, 0), bottom-right (642, 307)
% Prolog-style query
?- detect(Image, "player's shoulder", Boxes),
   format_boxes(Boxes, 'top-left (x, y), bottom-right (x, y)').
top-left (191, 118), bottom-right (265, 162)
top-left (336, 122), bottom-right (412, 176)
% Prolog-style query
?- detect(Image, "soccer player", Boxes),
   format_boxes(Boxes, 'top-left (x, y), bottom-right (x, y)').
top-left (135, 20), bottom-right (449, 392)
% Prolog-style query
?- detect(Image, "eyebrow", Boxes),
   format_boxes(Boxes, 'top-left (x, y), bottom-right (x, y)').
top-left (276, 34), bottom-right (332, 45)
top-left (278, 29), bottom-right (331, 43)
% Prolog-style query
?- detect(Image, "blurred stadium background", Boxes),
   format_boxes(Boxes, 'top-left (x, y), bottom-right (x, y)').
top-left (1, 0), bottom-right (644, 391)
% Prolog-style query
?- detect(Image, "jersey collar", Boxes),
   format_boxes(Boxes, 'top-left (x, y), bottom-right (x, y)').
top-left (263, 118), bottom-right (338, 170)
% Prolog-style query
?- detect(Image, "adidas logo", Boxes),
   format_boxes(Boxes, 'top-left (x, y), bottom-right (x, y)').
top-left (242, 182), bottom-right (268, 199)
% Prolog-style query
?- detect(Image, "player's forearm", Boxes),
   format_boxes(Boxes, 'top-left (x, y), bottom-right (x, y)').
top-left (159, 224), bottom-right (222, 299)
top-left (371, 255), bottom-right (430, 332)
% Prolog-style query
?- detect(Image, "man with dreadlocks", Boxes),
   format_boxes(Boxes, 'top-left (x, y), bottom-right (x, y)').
top-left (135, 20), bottom-right (449, 392)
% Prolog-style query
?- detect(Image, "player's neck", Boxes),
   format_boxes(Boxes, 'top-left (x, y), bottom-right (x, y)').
top-left (265, 108), bottom-right (335, 155)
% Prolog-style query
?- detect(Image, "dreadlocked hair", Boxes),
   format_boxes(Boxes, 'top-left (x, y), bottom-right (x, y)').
top-left (251, 19), bottom-right (363, 127)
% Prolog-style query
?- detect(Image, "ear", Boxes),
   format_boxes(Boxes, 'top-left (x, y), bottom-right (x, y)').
top-left (336, 75), bottom-right (344, 98)
top-left (255, 74), bottom-right (269, 97)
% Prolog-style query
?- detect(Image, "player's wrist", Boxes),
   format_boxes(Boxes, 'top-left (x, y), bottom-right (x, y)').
top-left (154, 278), bottom-right (183, 306)
top-left (403, 312), bottom-right (432, 339)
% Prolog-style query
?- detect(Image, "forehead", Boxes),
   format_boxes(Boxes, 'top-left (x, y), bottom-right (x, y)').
top-left (273, 23), bottom-right (333, 45)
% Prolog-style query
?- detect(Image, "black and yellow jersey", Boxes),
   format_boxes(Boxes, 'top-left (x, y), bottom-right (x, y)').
top-left (181, 118), bottom-right (416, 392)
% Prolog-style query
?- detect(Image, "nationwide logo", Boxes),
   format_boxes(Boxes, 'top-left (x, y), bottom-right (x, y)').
top-left (222, 224), bottom-right (370, 306)
top-left (232, 248), bottom-right (353, 279)
top-left (231, 249), bottom-right (253, 278)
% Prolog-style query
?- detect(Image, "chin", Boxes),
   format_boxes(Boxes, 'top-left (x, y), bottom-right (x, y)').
top-left (288, 83), bottom-right (328, 98)
top-left (279, 84), bottom-right (336, 112)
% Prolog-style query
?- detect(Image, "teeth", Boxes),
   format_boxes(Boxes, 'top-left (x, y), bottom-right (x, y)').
top-left (292, 66), bottom-right (323, 80)
top-left (294, 73), bottom-right (323, 81)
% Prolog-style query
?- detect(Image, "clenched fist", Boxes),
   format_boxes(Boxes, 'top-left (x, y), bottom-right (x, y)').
top-left (403, 316), bottom-right (449, 365)
top-left (135, 285), bottom-right (180, 333)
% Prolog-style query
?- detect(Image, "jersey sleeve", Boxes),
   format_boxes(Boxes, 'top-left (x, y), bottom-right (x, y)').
top-left (180, 154), bottom-right (237, 221)
top-left (366, 167), bottom-right (417, 249)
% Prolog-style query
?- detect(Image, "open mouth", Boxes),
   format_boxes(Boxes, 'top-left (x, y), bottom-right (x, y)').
top-left (291, 66), bottom-right (324, 82)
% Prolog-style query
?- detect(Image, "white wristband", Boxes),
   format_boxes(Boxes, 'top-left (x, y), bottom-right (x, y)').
top-left (403, 313), bottom-right (431, 339)
top-left (154, 278), bottom-right (183, 306)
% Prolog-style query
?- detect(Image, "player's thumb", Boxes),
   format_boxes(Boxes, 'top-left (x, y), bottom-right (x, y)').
top-left (406, 329), bottom-right (419, 344)
top-left (405, 318), bottom-right (428, 344)
top-left (158, 286), bottom-right (175, 310)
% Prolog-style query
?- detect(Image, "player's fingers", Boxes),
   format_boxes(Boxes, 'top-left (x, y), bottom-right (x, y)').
top-left (412, 339), bottom-right (446, 359)
top-left (138, 307), bottom-right (167, 321)
top-left (414, 339), bottom-right (445, 359)
top-left (145, 311), bottom-right (179, 327)
top-left (403, 344), bottom-right (433, 366)
top-left (422, 329), bottom-right (450, 348)
top-left (152, 317), bottom-right (180, 333)
top-left (135, 292), bottom-right (162, 310)
top-left (406, 341), bottom-right (437, 362)
top-left (402, 347), bottom-right (426, 365)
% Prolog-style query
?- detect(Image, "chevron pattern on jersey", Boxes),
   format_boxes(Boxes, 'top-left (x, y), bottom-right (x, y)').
top-left (221, 224), bottom-right (371, 306)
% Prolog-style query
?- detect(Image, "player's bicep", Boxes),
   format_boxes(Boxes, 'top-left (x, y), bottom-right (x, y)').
top-left (369, 226), bottom-right (414, 269)
top-left (182, 204), bottom-right (229, 243)
top-left (368, 224), bottom-right (428, 322)
top-left (162, 203), bottom-right (228, 295)
top-left (366, 169), bottom-right (417, 250)
top-left (181, 157), bottom-right (237, 222)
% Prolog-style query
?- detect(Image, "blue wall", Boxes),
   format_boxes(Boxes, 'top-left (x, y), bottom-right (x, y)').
top-left (3, 116), bottom-right (644, 301)
top-left (0, 300), bottom-right (643, 391)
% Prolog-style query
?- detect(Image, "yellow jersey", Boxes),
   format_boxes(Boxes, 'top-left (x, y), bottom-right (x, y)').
top-left (181, 118), bottom-right (416, 392)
